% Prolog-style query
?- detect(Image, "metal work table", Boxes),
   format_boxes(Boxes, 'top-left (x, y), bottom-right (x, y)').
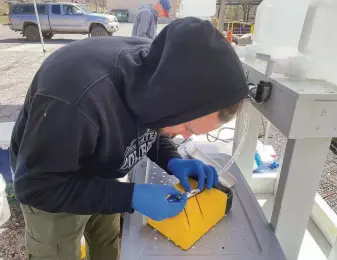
top-left (120, 145), bottom-right (285, 260)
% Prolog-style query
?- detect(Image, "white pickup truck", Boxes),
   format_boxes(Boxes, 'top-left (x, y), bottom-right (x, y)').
top-left (8, 2), bottom-right (119, 41)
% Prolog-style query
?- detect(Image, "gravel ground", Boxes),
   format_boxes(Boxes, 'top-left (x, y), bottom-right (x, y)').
top-left (0, 23), bottom-right (337, 259)
top-left (0, 201), bottom-right (26, 260)
top-left (260, 119), bottom-right (337, 213)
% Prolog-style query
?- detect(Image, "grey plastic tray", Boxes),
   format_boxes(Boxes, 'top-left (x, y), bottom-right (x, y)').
top-left (121, 152), bottom-right (285, 260)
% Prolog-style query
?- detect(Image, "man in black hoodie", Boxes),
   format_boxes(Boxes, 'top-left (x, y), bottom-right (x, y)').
top-left (10, 18), bottom-right (248, 260)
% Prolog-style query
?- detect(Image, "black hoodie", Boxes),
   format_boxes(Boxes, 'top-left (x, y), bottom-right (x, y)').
top-left (10, 18), bottom-right (248, 214)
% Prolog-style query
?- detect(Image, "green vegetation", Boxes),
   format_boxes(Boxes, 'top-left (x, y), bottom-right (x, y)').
top-left (5, 182), bottom-right (16, 203)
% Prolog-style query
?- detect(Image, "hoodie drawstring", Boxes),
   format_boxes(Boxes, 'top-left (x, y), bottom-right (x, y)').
top-left (156, 128), bottom-right (160, 162)
top-left (136, 124), bottom-right (140, 158)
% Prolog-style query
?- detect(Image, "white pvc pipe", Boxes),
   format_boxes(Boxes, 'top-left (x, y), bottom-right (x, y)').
top-left (32, 0), bottom-right (46, 53)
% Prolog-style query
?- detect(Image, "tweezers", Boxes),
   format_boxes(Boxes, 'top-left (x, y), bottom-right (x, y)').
top-left (167, 188), bottom-right (201, 203)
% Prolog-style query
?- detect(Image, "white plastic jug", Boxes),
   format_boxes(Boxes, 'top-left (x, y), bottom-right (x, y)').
top-left (253, 0), bottom-right (312, 56)
top-left (0, 174), bottom-right (10, 227)
top-left (300, 1), bottom-right (337, 85)
top-left (252, 0), bottom-right (337, 85)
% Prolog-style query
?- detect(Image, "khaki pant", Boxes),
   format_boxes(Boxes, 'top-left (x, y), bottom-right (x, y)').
top-left (20, 204), bottom-right (120, 260)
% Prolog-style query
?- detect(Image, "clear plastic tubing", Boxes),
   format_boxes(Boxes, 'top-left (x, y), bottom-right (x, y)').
top-left (220, 103), bottom-right (250, 176)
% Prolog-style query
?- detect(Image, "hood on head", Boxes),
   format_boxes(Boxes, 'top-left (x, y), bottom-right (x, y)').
top-left (119, 17), bottom-right (248, 129)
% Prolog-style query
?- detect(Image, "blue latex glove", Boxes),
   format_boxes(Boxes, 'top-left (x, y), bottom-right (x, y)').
top-left (132, 184), bottom-right (187, 221)
top-left (167, 158), bottom-right (219, 191)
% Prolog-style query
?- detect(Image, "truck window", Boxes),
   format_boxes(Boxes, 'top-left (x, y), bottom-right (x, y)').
top-left (11, 5), bottom-right (21, 14)
top-left (11, 4), bottom-right (45, 14)
top-left (63, 5), bottom-right (82, 15)
top-left (52, 5), bottom-right (61, 15)
top-left (37, 5), bottom-right (46, 14)
top-left (12, 5), bottom-right (23, 14)
top-left (12, 5), bottom-right (33, 14)
top-left (22, 5), bottom-right (34, 13)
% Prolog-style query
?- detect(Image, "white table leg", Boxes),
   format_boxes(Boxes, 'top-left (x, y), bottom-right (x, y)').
top-left (329, 237), bottom-right (337, 260)
top-left (233, 100), bottom-right (261, 185)
top-left (270, 138), bottom-right (331, 260)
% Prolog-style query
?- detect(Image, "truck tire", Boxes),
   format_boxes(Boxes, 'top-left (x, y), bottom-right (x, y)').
top-left (90, 25), bottom-right (108, 37)
top-left (43, 33), bottom-right (54, 40)
top-left (24, 25), bottom-right (40, 42)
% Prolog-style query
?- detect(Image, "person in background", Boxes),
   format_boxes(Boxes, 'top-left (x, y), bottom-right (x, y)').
top-left (10, 18), bottom-right (248, 260)
top-left (132, 0), bottom-right (171, 39)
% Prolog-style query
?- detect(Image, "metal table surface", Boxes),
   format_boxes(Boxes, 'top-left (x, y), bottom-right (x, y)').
top-left (120, 148), bottom-right (285, 260)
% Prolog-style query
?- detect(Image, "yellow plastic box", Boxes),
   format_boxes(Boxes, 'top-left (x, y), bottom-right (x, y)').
top-left (148, 179), bottom-right (229, 250)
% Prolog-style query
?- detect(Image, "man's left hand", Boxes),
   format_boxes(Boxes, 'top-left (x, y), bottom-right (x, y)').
top-left (167, 158), bottom-right (219, 191)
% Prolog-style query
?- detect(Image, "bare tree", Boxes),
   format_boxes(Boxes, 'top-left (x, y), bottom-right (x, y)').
top-left (101, 0), bottom-right (106, 12)
top-left (216, 3), bottom-right (220, 18)
top-left (241, 1), bottom-right (254, 22)
top-left (227, 5), bottom-right (240, 22)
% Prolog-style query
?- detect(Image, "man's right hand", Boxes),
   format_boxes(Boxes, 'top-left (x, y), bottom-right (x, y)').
top-left (132, 184), bottom-right (187, 221)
